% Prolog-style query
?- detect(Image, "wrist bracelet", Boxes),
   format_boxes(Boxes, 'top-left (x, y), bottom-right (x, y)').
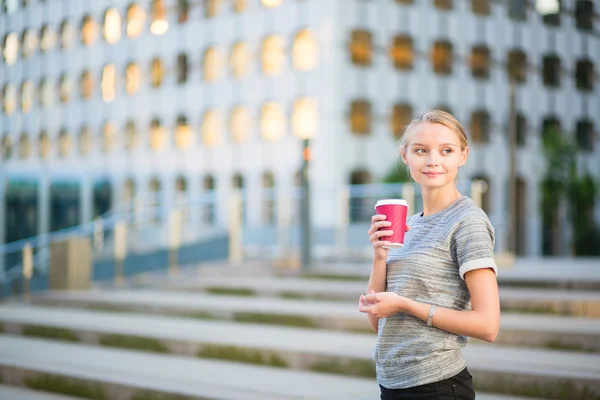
top-left (427, 305), bottom-right (436, 327)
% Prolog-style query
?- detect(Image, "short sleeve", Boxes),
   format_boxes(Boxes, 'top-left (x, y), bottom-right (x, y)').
top-left (451, 217), bottom-right (497, 280)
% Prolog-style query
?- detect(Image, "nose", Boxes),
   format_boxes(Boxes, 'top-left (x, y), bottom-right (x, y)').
top-left (426, 152), bottom-right (440, 167)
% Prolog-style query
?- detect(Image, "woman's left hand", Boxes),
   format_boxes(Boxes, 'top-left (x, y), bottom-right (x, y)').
top-left (358, 292), bottom-right (406, 319)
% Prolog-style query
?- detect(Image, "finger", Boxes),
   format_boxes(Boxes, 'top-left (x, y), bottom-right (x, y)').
top-left (376, 241), bottom-right (392, 248)
top-left (371, 214), bottom-right (387, 223)
top-left (376, 230), bottom-right (394, 238)
top-left (364, 293), bottom-right (381, 302)
top-left (405, 224), bottom-right (411, 231)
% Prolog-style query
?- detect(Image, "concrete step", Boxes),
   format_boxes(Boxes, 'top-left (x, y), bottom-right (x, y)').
top-left (28, 289), bottom-right (600, 352)
top-left (0, 384), bottom-right (86, 400)
top-left (0, 305), bottom-right (591, 399)
top-left (152, 275), bottom-right (600, 317)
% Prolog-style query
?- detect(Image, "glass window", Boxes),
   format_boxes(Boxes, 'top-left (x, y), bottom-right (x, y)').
top-left (81, 15), bottom-right (98, 46)
top-left (507, 49), bottom-right (527, 83)
top-left (575, 1), bottom-right (594, 31)
top-left (102, 122), bottom-right (116, 153)
top-left (262, 171), bottom-right (276, 225)
top-left (175, 115), bottom-right (192, 149)
top-left (20, 80), bottom-right (34, 113)
top-left (395, 0), bottom-right (414, 4)
top-left (508, 0), bottom-right (527, 21)
top-left (150, 58), bottom-right (164, 87)
top-left (538, 0), bottom-right (561, 26)
top-left (542, 54), bottom-right (561, 88)
top-left (472, 0), bottom-right (490, 16)
top-left (348, 29), bottom-right (373, 67)
top-left (206, 0), bottom-right (221, 17)
top-left (230, 106), bottom-right (252, 143)
top-left (3, 32), bottom-right (19, 65)
top-left (101, 64), bottom-right (117, 102)
top-left (78, 125), bottom-right (92, 155)
top-left (262, 35), bottom-right (285, 76)
top-left (40, 24), bottom-right (56, 52)
top-left (542, 116), bottom-right (560, 146)
top-left (470, 45), bottom-right (490, 79)
top-left (38, 130), bottom-right (50, 159)
top-left (516, 113), bottom-right (527, 147)
top-left (150, 0), bottom-right (168, 35)
top-left (203, 47), bottom-right (223, 82)
top-left (22, 29), bottom-right (38, 58)
top-left (104, 8), bottom-right (122, 44)
top-left (470, 110), bottom-right (490, 143)
top-left (39, 78), bottom-right (54, 108)
top-left (150, 118), bottom-right (165, 151)
top-left (433, 0), bottom-right (452, 11)
top-left (178, 0), bottom-right (189, 23)
top-left (3, 0), bottom-right (18, 14)
top-left (125, 63), bottom-right (141, 95)
top-left (233, 0), bottom-right (247, 13)
top-left (292, 97), bottom-right (318, 139)
top-left (202, 109), bottom-right (222, 147)
top-left (177, 53), bottom-right (189, 84)
top-left (349, 99), bottom-right (372, 135)
top-left (262, 0), bottom-right (282, 7)
top-left (59, 73), bottom-right (73, 104)
top-left (1, 134), bottom-right (13, 160)
top-left (292, 29), bottom-right (318, 71)
top-left (390, 103), bottom-right (413, 139)
top-left (80, 70), bottom-right (94, 100)
top-left (124, 120), bottom-right (138, 151)
top-left (576, 119), bottom-right (594, 152)
top-left (59, 19), bottom-right (74, 49)
top-left (19, 132), bottom-right (31, 159)
top-left (575, 59), bottom-right (594, 92)
top-left (126, 4), bottom-right (145, 38)
top-left (58, 128), bottom-right (72, 158)
top-left (260, 102), bottom-right (285, 141)
top-left (2, 84), bottom-right (17, 115)
top-left (431, 40), bottom-right (453, 75)
top-left (389, 35), bottom-right (413, 70)
top-left (230, 41), bottom-right (250, 79)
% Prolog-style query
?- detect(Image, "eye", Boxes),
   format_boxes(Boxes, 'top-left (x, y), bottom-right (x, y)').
top-left (442, 148), bottom-right (453, 154)
top-left (415, 148), bottom-right (426, 154)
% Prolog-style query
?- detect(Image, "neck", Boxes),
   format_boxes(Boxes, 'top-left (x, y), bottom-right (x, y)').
top-left (421, 185), bottom-right (462, 217)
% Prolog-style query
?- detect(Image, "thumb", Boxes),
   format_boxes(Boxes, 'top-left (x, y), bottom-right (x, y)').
top-left (405, 224), bottom-right (411, 231)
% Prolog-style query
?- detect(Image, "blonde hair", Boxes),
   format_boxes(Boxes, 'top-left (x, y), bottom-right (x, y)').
top-left (399, 109), bottom-right (469, 152)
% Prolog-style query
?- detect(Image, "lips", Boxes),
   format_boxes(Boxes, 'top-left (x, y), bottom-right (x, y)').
top-left (423, 172), bottom-right (443, 178)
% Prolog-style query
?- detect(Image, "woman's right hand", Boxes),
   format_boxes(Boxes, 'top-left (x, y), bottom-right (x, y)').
top-left (369, 214), bottom-right (393, 261)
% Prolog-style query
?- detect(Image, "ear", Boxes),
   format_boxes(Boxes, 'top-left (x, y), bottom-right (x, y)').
top-left (400, 147), bottom-right (409, 165)
top-left (460, 146), bottom-right (469, 167)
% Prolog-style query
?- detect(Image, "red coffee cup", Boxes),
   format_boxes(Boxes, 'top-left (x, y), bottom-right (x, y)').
top-left (374, 199), bottom-right (409, 248)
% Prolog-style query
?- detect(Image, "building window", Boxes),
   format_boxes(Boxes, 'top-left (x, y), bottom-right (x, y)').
top-left (203, 47), bottom-right (223, 82)
top-left (124, 120), bottom-right (138, 151)
top-left (38, 130), bottom-right (50, 159)
top-left (472, 0), bottom-right (490, 16)
top-left (292, 97), bottom-right (318, 140)
top-left (389, 35), bottom-right (413, 70)
top-left (575, 59), bottom-right (594, 92)
top-left (1, 134), bottom-right (12, 160)
top-left (40, 24), bottom-right (56, 52)
top-left (349, 170), bottom-right (373, 222)
top-left (262, 35), bottom-right (285, 77)
top-left (58, 128), bottom-right (72, 158)
top-left (431, 40), bottom-right (453, 76)
top-left (508, 0), bottom-right (527, 21)
top-left (542, 116), bottom-right (561, 146)
top-left (507, 49), bottom-right (527, 83)
top-left (20, 80), bottom-right (34, 113)
top-left (233, 0), bottom-right (247, 13)
top-left (433, 0), bottom-right (452, 11)
top-left (178, 0), bottom-right (189, 23)
top-left (230, 41), bottom-right (250, 79)
top-left (542, 54), bottom-right (561, 88)
top-left (22, 29), bottom-right (38, 58)
top-left (175, 115), bottom-right (192, 149)
top-left (81, 15), bottom-right (98, 46)
top-left (2, 84), bottom-right (17, 115)
top-left (348, 29), bottom-right (373, 67)
top-left (80, 70), bottom-right (94, 100)
top-left (59, 74), bottom-right (72, 104)
top-left (516, 113), bottom-right (527, 147)
top-left (125, 63), bottom-right (141, 95)
top-left (575, 1), bottom-right (594, 31)
top-left (349, 99), bottom-right (372, 136)
top-left (539, 0), bottom-right (561, 26)
top-left (470, 45), bottom-right (490, 79)
top-left (260, 102), bottom-right (285, 141)
top-left (19, 133), bottom-right (31, 159)
top-left (150, 118), bottom-right (165, 151)
top-left (262, 0), bottom-right (282, 7)
top-left (101, 64), bottom-right (117, 102)
top-left (3, 32), bottom-right (19, 65)
top-left (59, 19), bottom-right (74, 49)
top-left (202, 109), bottom-right (222, 147)
top-left (262, 171), bottom-right (276, 225)
top-left (177, 53), bottom-right (189, 84)
top-left (390, 103), bottom-right (413, 139)
top-left (202, 175), bottom-right (216, 225)
top-left (104, 8), bottom-right (122, 44)
top-left (127, 4), bottom-right (145, 38)
top-left (395, 0), bottom-right (414, 4)
top-left (205, 0), bottom-right (221, 18)
top-left (2, 0), bottom-right (18, 14)
top-left (470, 110), bottom-right (490, 143)
top-left (78, 125), bottom-right (92, 156)
top-left (151, 58), bottom-right (165, 87)
top-left (150, 0), bottom-right (168, 36)
top-left (102, 122), bottom-right (116, 153)
top-left (292, 29), bottom-right (318, 71)
top-left (39, 78), bottom-right (54, 108)
top-left (230, 106), bottom-right (252, 144)
top-left (576, 120), bottom-right (594, 152)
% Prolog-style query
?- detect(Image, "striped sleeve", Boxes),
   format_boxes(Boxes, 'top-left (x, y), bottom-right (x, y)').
top-left (452, 217), bottom-right (497, 280)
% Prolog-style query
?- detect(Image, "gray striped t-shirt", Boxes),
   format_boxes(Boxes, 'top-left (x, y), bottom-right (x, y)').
top-left (376, 195), bottom-right (497, 389)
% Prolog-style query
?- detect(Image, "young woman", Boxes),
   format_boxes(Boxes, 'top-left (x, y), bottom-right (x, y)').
top-left (358, 110), bottom-right (500, 400)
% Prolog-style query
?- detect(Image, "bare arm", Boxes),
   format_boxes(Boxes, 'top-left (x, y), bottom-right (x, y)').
top-left (365, 258), bottom-right (387, 332)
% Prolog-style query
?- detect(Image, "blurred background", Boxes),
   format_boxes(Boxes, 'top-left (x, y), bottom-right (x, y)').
top-left (0, 1), bottom-right (599, 400)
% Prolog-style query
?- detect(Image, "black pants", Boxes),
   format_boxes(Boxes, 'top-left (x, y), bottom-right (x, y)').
top-left (380, 367), bottom-right (475, 400)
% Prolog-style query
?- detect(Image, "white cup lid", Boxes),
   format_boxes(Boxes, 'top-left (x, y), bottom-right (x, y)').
top-left (375, 199), bottom-right (408, 208)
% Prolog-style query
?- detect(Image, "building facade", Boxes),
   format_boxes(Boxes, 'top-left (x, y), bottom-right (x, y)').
top-left (1, 0), bottom-right (599, 259)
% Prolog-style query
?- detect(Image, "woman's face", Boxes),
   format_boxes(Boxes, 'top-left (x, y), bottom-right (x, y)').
top-left (401, 122), bottom-right (468, 190)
